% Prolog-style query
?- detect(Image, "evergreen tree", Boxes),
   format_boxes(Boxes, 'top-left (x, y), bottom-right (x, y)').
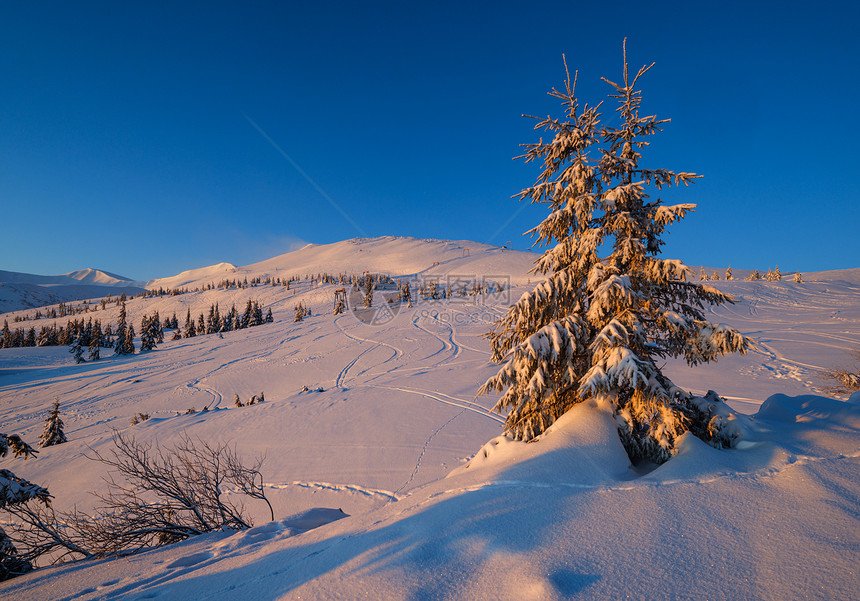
top-left (126, 324), bottom-right (136, 354)
top-left (794, 271), bottom-right (803, 283)
top-left (725, 266), bottom-right (733, 280)
top-left (265, 307), bottom-right (274, 323)
top-left (184, 308), bottom-right (196, 338)
top-left (153, 311), bottom-right (164, 343)
top-left (213, 304), bottom-right (222, 332)
top-left (363, 274), bottom-right (374, 308)
top-left (749, 269), bottom-right (761, 281)
top-left (39, 401), bottom-right (67, 447)
top-left (1, 432), bottom-right (50, 581)
top-left (114, 302), bottom-right (134, 355)
top-left (401, 281), bottom-right (412, 307)
top-left (242, 300), bottom-right (253, 329)
top-left (0, 320), bottom-right (10, 349)
top-left (252, 302), bottom-right (264, 326)
top-left (89, 320), bottom-right (102, 361)
top-left (139, 315), bottom-right (156, 352)
top-left (197, 314), bottom-right (205, 336)
top-left (479, 46), bottom-right (751, 463)
top-left (69, 332), bottom-right (85, 364)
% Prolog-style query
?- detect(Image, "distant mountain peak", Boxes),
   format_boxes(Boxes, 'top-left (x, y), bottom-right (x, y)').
top-left (63, 268), bottom-right (137, 285)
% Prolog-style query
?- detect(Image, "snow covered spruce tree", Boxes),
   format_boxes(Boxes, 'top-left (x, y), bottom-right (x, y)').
top-left (479, 44), bottom-right (751, 463)
top-left (1, 433), bottom-right (50, 581)
top-left (114, 302), bottom-right (135, 356)
top-left (40, 401), bottom-right (67, 447)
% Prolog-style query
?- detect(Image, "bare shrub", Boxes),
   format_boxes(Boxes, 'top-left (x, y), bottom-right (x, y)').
top-left (7, 432), bottom-right (273, 562)
top-left (819, 349), bottom-right (860, 396)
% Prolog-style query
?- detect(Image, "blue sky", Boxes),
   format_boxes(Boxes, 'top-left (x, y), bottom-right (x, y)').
top-left (1, 1), bottom-right (857, 280)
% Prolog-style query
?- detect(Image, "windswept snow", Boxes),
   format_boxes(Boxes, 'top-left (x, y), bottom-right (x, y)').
top-left (0, 238), bottom-right (858, 600)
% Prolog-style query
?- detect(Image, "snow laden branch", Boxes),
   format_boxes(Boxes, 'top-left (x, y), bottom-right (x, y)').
top-left (480, 42), bottom-right (752, 463)
top-left (1, 433), bottom-right (50, 581)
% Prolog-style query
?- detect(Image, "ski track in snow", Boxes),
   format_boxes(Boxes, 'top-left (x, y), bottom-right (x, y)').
top-left (374, 385), bottom-right (504, 425)
top-left (410, 315), bottom-right (458, 364)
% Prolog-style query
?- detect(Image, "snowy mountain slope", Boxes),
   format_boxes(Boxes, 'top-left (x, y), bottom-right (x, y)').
top-left (0, 243), bottom-right (859, 599)
top-left (146, 237), bottom-right (538, 291)
top-left (145, 262), bottom-right (237, 290)
top-left (0, 268), bottom-right (140, 288)
top-left (803, 266), bottom-right (860, 285)
top-left (0, 268), bottom-right (146, 313)
top-left (61, 268), bottom-right (141, 287)
top-left (0, 282), bottom-right (147, 314)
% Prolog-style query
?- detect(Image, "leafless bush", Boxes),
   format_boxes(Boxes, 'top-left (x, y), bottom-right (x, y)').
top-left (7, 432), bottom-right (273, 562)
top-left (4, 503), bottom-right (93, 565)
top-left (819, 349), bottom-right (860, 396)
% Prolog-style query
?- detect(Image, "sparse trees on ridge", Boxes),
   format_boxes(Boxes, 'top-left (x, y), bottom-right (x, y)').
top-left (479, 43), bottom-right (751, 463)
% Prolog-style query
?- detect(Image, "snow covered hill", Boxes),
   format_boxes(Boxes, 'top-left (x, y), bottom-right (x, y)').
top-left (0, 240), bottom-right (859, 600)
top-left (0, 268), bottom-right (146, 313)
top-left (147, 236), bottom-right (538, 291)
top-left (0, 267), bottom-right (141, 288)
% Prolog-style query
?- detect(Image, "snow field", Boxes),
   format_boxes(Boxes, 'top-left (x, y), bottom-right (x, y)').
top-left (1, 237), bottom-right (858, 599)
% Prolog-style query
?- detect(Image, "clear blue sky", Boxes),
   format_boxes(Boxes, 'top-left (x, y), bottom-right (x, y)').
top-left (1, 1), bottom-right (857, 280)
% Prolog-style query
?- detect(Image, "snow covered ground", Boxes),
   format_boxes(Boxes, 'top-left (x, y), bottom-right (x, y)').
top-left (1, 237), bottom-right (858, 600)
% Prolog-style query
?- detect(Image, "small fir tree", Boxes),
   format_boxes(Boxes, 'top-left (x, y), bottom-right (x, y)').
top-left (114, 302), bottom-right (135, 355)
top-left (88, 320), bottom-right (102, 361)
top-left (139, 315), bottom-right (156, 351)
top-left (363, 274), bottom-right (374, 308)
top-left (725, 266), bottom-right (733, 280)
top-left (793, 271), bottom-right (803, 283)
top-left (479, 44), bottom-right (751, 463)
top-left (69, 332), bottom-right (85, 364)
top-left (1, 433), bottom-right (50, 581)
top-left (39, 401), bottom-right (67, 447)
top-left (184, 308), bottom-right (196, 338)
